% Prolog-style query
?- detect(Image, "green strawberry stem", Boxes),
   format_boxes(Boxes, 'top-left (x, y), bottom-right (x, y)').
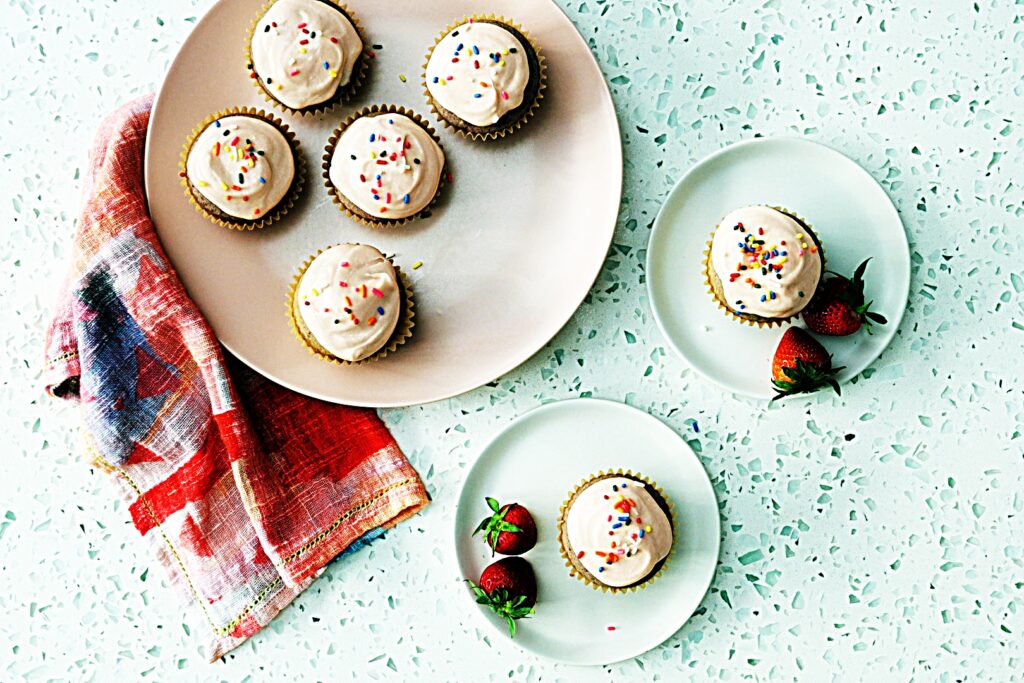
top-left (472, 498), bottom-right (522, 555)
top-left (465, 580), bottom-right (534, 638)
top-left (771, 358), bottom-right (845, 401)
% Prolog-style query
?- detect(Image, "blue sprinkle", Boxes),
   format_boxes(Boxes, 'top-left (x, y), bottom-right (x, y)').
top-left (456, 42), bottom-right (464, 51)
top-left (639, 529), bottom-right (645, 538)
top-left (369, 133), bottom-right (376, 142)
top-left (693, 421), bottom-right (700, 433)
top-left (259, 177), bottom-right (266, 184)
top-left (323, 61), bottom-right (329, 70)
top-left (760, 295), bottom-right (767, 302)
top-left (770, 291), bottom-right (777, 299)
top-left (403, 193), bottom-right (410, 204)
top-left (388, 119), bottom-right (394, 124)
top-left (617, 516), bottom-right (629, 521)
top-left (473, 45), bottom-right (479, 55)
top-left (473, 93), bottom-right (482, 98)
top-left (432, 76), bottom-right (439, 83)
top-left (377, 307), bottom-right (384, 315)
top-left (598, 567), bottom-right (605, 573)
top-left (611, 522), bottom-right (623, 529)
top-left (214, 120), bottom-right (221, 127)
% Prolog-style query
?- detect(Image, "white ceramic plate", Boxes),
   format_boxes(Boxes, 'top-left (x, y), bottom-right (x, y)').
top-left (647, 138), bottom-right (910, 399)
top-left (453, 399), bottom-right (720, 665)
top-left (145, 0), bottom-right (621, 407)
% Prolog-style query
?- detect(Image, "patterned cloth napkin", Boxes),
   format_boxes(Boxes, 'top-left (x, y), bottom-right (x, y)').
top-left (43, 95), bottom-right (430, 661)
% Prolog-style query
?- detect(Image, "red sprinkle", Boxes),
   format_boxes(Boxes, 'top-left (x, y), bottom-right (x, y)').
top-left (296, 22), bottom-right (307, 28)
top-left (607, 626), bottom-right (617, 632)
top-left (290, 69), bottom-right (301, 76)
top-left (300, 39), bottom-right (309, 45)
top-left (330, 36), bottom-right (338, 43)
top-left (230, 136), bottom-right (240, 146)
top-left (577, 551), bottom-right (585, 559)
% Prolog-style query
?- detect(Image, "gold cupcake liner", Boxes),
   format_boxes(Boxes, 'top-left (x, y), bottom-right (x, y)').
top-left (179, 107), bottom-right (305, 231)
top-left (322, 104), bottom-right (447, 228)
top-left (557, 470), bottom-right (676, 594)
top-left (421, 15), bottom-right (547, 141)
top-left (245, 0), bottom-right (369, 118)
top-left (703, 206), bottom-right (826, 328)
top-left (286, 245), bottom-right (415, 365)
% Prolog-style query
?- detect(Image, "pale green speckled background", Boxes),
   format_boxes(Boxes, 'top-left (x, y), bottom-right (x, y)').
top-left (2, 0), bottom-right (1023, 681)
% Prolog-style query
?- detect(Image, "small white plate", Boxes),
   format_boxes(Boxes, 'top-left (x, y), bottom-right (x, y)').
top-left (646, 138), bottom-right (910, 399)
top-left (453, 398), bottom-right (720, 666)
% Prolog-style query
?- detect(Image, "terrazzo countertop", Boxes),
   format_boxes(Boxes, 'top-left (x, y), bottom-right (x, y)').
top-left (3, 0), bottom-right (1023, 680)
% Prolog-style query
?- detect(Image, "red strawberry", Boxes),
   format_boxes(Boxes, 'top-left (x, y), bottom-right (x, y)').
top-left (771, 328), bottom-right (844, 400)
top-left (473, 498), bottom-right (537, 556)
top-left (466, 557), bottom-right (537, 637)
top-left (803, 258), bottom-right (888, 336)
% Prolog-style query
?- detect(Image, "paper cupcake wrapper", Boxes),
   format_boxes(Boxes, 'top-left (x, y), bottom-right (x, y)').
top-left (557, 469), bottom-right (676, 594)
top-left (421, 15), bottom-right (547, 141)
top-left (322, 104), bottom-right (447, 228)
top-left (703, 205), bottom-right (826, 328)
top-left (245, 0), bottom-right (369, 118)
top-left (286, 246), bottom-right (415, 365)
top-left (179, 107), bottom-right (305, 231)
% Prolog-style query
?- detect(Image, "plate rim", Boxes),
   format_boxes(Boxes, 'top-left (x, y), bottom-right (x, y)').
top-left (645, 136), bottom-right (911, 399)
top-left (143, 0), bottom-right (624, 408)
top-left (452, 397), bottom-right (722, 666)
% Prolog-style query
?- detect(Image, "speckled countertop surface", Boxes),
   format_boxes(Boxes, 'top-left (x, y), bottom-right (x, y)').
top-left (3, 0), bottom-right (1023, 681)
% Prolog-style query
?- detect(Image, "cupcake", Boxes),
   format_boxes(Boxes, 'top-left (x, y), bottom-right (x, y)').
top-left (705, 205), bottom-right (824, 326)
top-left (288, 243), bottom-right (413, 363)
top-left (423, 17), bottom-right (545, 139)
top-left (248, 0), bottom-right (365, 115)
top-left (181, 109), bottom-right (301, 229)
top-left (558, 472), bottom-right (674, 592)
top-left (323, 106), bottom-right (445, 226)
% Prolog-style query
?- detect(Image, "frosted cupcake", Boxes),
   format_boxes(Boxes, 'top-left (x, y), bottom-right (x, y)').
top-left (289, 243), bottom-right (413, 363)
top-left (323, 106), bottom-right (445, 226)
top-left (423, 17), bottom-right (544, 139)
top-left (558, 472), bottom-right (674, 592)
top-left (705, 205), bottom-right (824, 326)
top-left (181, 110), bottom-right (301, 229)
top-left (248, 0), bottom-right (365, 115)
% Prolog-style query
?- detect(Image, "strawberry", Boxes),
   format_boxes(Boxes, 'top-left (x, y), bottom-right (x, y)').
top-left (473, 498), bottom-right (537, 556)
top-left (466, 557), bottom-right (537, 637)
top-left (803, 258), bottom-right (888, 336)
top-left (771, 327), bottom-right (844, 399)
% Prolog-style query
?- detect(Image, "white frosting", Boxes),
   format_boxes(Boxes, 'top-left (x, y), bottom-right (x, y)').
top-left (565, 477), bottom-right (672, 589)
top-left (425, 21), bottom-right (531, 127)
top-left (710, 206), bottom-right (822, 318)
top-left (328, 114), bottom-right (444, 220)
top-left (185, 115), bottom-right (294, 221)
top-left (251, 0), bottom-right (362, 110)
top-left (296, 244), bottom-right (401, 362)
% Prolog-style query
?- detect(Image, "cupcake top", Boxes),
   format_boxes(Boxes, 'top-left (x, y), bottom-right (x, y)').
top-left (425, 20), bottom-right (531, 127)
top-left (565, 476), bottom-right (672, 588)
top-left (250, 0), bottom-right (362, 110)
top-left (710, 206), bottom-right (822, 318)
top-left (296, 244), bottom-right (401, 362)
top-left (185, 114), bottom-right (295, 221)
top-left (328, 113), bottom-right (445, 219)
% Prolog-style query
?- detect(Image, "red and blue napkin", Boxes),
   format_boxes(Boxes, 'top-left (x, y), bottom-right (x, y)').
top-left (44, 95), bottom-right (429, 660)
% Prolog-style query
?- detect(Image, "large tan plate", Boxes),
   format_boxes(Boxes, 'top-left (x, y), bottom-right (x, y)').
top-left (145, 0), bottom-right (621, 407)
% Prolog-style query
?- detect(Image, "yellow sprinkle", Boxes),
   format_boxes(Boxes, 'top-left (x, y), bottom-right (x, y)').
top-left (370, 151), bottom-right (376, 159)
top-left (220, 181), bottom-right (229, 191)
top-left (276, 84), bottom-right (283, 90)
top-left (312, 288), bottom-right (320, 296)
top-left (399, 73), bottom-right (407, 82)
top-left (412, 260), bottom-right (423, 270)
top-left (796, 233), bottom-right (803, 239)
top-left (644, 526), bottom-right (652, 533)
top-left (439, 78), bottom-right (446, 86)
top-left (329, 70), bottom-right (338, 78)
top-left (801, 242), bottom-right (808, 249)
top-left (250, 158), bottom-right (256, 168)
top-left (300, 47), bottom-right (307, 54)
top-left (197, 180), bottom-right (209, 187)
top-left (500, 60), bottom-right (506, 66)
top-left (502, 49), bottom-right (508, 55)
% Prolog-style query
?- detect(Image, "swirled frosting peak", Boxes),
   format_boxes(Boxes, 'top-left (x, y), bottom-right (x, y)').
top-left (710, 206), bottom-right (822, 318)
top-left (426, 21), bottom-right (531, 127)
top-left (328, 113), bottom-right (444, 219)
top-left (251, 0), bottom-right (362, 110)
top-left (565, 476), bottom-right (672, 588)
top-left (296, 244), bottom-right (401, 362)
top-left (185, 115), bottom-right (294, 221)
